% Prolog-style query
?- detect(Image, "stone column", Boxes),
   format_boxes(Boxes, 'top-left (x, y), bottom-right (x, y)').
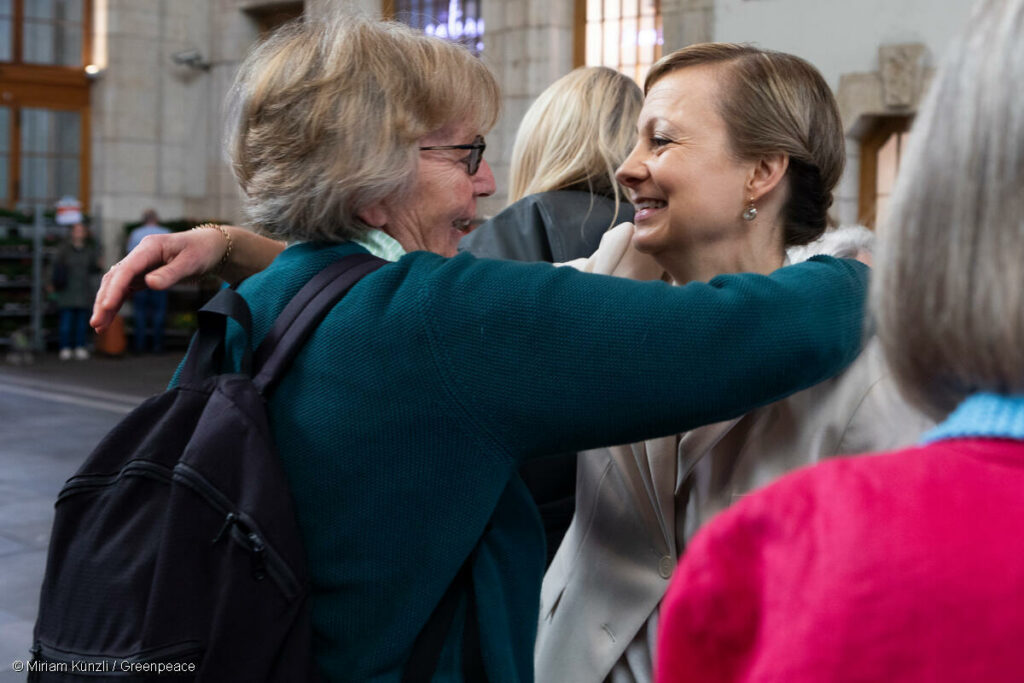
top-left (662, 0), bottom-right (713, 53)
top-left (479, 0), bottom-right (575, 215)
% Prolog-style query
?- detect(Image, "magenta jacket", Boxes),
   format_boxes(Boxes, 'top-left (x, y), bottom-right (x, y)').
top-left (657, 393), bottom-right (1024, 682)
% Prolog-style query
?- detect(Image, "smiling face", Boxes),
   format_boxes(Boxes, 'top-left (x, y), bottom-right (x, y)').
top-left (372, 124), bottom-right (496, 257)
top-left (616, 65), bottom-right (756, 258)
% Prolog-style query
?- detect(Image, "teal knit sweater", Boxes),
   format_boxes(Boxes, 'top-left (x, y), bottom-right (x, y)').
top-left (219, 241), bottom-right (868, 682)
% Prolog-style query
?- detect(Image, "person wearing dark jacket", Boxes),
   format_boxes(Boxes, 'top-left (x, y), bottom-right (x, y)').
top-left (52, 222), bottom-right (101, 360)
top-left (459, 66), bottom-right (642, 563)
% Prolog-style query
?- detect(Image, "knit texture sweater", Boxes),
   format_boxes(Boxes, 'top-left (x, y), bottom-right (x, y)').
top-left (216, 241), bottom-right (868, 682)
top-left (656, 392), bottom-right (1024, 682)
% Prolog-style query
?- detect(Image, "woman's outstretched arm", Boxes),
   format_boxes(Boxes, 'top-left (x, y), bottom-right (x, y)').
top-left (90, 226), bottom-right (285, 332)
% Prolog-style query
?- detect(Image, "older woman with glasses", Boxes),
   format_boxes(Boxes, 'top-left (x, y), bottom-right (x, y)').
top-left (92, 14), bottom-right (868, 683)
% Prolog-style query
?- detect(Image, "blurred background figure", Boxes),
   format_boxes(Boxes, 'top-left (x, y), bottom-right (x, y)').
top-left (52, 221), bottom-right (101, 360)
top-left (460, 66), bottom-right (643, 565)
top-left (656, 1), bottom-right (1024, 679)
top-left (126, 209), bottom-right (170, 354)
top-left (460, 65), bottom-right (641, 263)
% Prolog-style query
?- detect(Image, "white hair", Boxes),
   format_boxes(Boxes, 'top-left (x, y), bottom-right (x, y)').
top-left (872, 0), bottom-right (1024, 418)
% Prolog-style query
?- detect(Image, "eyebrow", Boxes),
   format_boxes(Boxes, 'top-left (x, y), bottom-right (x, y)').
top-left (641, 116), bottom-right (683, 134)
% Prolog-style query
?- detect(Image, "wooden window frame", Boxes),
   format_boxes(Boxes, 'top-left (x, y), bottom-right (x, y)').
top-left (858, 115), bottom-right (912, 228)
top-left (0, 0), bottom-right (92, 211)
top-left (573, 0), bottom-right (662, 76)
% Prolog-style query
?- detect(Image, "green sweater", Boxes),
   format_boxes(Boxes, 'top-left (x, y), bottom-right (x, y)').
top-left (221, 241), bottom-right (868, 682)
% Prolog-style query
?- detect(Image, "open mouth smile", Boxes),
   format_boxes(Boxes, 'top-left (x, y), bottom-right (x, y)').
top-left (632, 198), bottom-right (667, 222)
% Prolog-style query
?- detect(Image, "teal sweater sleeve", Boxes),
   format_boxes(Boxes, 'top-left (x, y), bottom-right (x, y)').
top-left (406, 251), bottom-right (869, 461)
top-left (209, 243), bottom-right (867, 681)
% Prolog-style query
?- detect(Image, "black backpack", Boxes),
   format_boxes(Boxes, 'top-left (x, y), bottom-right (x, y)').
top-left (29, 254), bottom-right (393, 681)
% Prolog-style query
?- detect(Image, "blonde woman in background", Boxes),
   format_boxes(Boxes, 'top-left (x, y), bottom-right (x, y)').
top-left (658, 1), bottom-right (1024, 678)
top-left (535, 44), bottom-right (932, 683)
top-left (459, 66), bottom-right (641, 263)
top-left (460, 66), bottom-right (643, 565)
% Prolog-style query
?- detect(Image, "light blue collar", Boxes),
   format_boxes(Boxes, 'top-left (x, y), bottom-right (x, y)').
top-left (351, 229), bottom-right (406, 262)
top-left (922, 392), bottom-right (1024, 443)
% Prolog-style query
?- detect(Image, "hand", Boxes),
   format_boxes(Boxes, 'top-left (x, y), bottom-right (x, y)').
top-left (90, 229), bottom-right (226, 332)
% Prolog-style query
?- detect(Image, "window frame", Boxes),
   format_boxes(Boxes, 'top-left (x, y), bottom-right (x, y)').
top-left (382, 0), bottom-right (484, 55)
top-left (858, 115), bottom-right (913, 229)
top-left (573, 0), bottom-right (662, 81)
top-left (0, 0), bottom-right (92, 211)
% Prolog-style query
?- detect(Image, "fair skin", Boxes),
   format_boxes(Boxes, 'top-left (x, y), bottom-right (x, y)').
top-left (91, 124), bottom-right (495, 332)
top-left (616, 64), bottom-right (790, 284)
top-left (359, 124), bottom-right (496, 257)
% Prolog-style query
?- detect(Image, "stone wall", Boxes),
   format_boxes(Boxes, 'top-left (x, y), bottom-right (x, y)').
top-left (92, 0), bottom-right (254, 260)
top-left (479, 0), bottom-right (575, 214)
top-left (90, 0), bottom-right (976, 255)
top-left (712, 0), bottom-right (974, 225)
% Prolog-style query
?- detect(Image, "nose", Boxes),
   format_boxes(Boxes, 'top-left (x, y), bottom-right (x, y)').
top-left (474, 159), bottom-right (496, 197)
top-left (615, 141), bottom-right (647, 190)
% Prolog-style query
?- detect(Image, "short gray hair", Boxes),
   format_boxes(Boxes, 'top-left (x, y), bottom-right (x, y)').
top-left (226, 14), bottom-right (500, 242)
top-left (873, 0), bottom-right (1024, 418)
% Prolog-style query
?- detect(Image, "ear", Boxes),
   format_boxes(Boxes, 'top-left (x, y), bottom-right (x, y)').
top-left (356, 200), bottom-right (389, 229)
top-left (746, 152), bottom-right (789, 202)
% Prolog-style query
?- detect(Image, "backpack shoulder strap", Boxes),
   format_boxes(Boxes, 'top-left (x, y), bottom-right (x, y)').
top-left (179, 287), bottom-right (254, 384)
top-left (252, 252), bottom-right (387, 396)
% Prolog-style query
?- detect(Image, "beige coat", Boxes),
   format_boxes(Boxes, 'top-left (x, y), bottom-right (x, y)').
top-left (535, 224), bottom-right (933, 683)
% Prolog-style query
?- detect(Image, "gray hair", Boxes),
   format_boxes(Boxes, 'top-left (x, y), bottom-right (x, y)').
top-left (873, 0), bottom-right (1024, 419)
top-left (225, 14), bottom-right (500, 242)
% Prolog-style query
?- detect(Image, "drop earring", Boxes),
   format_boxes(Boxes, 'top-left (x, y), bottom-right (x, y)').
top-left (742, 198), bottom-right (758, 221)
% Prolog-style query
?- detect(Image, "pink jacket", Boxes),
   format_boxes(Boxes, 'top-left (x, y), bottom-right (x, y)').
top-left (657, 435), bottom-right (1024, 682)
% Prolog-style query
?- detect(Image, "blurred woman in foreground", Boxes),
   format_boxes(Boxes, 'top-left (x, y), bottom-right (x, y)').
top-left (657, 1), bottom-right (1024, 679)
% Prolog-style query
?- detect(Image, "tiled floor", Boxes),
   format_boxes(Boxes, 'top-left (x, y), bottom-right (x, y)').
top-left (0, 352), bottom-right (183, 678)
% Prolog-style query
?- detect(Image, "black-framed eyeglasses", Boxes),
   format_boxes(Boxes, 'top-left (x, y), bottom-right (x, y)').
top-left (419, 135), bottom-right (487, 176)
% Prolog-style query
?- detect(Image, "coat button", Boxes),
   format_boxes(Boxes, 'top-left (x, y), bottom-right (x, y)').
top-left (658, 555), bottom-right (674, 579)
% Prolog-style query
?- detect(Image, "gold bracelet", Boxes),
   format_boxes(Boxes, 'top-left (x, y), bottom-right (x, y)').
top-left (192, 223), bottom-right (232, 276)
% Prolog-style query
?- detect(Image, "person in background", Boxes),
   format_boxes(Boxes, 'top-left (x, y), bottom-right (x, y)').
top-left (90, 15), bottom-right (870, 681)
top-left (656, 1), bottom-right (1024, 679)
top-left (126, 209), bottom-right (170, 353)
top-left (459, 66), bottom-right (641, 263)
top-left (52, 221), bottom-right (101, 361)
top-left (459, 66), bottom-right (643, 566)
top-left (535, 44), bottom-right (930, 683)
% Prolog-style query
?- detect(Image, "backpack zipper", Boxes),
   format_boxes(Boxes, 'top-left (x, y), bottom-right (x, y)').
top-left (57, 461), bottom-right (174, 504)
top-left (172, 462), bottom-right (300, 600)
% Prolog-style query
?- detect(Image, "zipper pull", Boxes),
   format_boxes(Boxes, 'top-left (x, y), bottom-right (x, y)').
top-left (247, 531), bottom-right (266, 580)
top-left (210, 512), bottom-right (237, 545)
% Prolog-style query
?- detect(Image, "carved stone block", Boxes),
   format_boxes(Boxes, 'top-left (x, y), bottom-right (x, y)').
top-left (879, 43), bottom-right (926, 108)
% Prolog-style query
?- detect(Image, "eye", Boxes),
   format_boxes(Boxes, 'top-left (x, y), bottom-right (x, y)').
top-left (649, 135), bottom-right (672, 148)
